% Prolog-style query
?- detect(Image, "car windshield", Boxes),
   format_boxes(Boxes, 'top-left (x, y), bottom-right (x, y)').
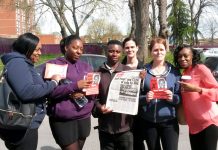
top-left (204, 57), bottom-right (218, 82)
top-left (80, 55), bottom-right (107, 70)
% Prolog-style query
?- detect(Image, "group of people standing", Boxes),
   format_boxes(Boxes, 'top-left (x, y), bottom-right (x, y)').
top-left (0, 32), bottom-right (217, 150)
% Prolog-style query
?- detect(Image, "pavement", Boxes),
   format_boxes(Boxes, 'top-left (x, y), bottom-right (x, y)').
top-left (0, 116), bottom-right (216, 150)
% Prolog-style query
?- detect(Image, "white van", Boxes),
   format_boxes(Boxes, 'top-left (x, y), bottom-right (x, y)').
top-left (201, 48), bottom-right (218, 61)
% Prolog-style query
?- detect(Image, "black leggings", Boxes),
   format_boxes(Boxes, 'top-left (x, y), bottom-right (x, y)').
top-left (5, 129), bottom-right (38, 150)
top-left (133, 117), bottom-right (179, 150)
top-left (189, 124), bottom-right (218, 150)
top-left (99, 131), bottom-right (133, 150)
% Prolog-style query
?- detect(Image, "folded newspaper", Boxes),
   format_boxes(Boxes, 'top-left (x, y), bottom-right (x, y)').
top-left (106, 70), bottom-right (142, 115)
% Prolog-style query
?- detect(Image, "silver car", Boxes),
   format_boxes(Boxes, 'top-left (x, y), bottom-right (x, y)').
top-left (204, 57), bottom-right (218, 82)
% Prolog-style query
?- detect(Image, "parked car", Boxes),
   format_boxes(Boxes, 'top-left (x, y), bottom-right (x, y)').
top-left (80, 54), bottom-right (107, 70)
top-left (204, 57), bottom-right (218, 82)
top-left (201, 48), bottom-right (218, 60)
top-left (35, 54), bottom-right (107, 75)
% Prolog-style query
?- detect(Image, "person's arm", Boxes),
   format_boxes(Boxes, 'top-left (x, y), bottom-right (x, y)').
top-left (49, 62), bottom-right (93, 99)
top-left (179, 65), bottom-right (218, 101)
top-left (168, 73), bottom-right (181, 105)
top-left (7, 59), bottom-right (57, 101)
top-left (197, 65), bottom-right (218, 101)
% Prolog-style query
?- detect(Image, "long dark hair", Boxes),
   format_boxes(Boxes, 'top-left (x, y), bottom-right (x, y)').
top-left (12, 33), bottom-right (39, 58)
top-left (173, 44), bottom-right (202, 68)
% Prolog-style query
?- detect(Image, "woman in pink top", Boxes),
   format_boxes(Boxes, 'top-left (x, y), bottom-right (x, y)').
top-left (174, 45), bottom-right (218, 150)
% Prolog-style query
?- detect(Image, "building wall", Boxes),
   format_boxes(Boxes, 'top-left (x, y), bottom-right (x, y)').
top-left (37, 34), bottom-right (62, 44)
top-left (0, 0), bottom-right (34, 37)
top-left (0, 0), bottom-right (17, 36)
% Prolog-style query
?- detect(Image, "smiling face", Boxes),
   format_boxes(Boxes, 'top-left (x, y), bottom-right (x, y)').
top-left (177, 47), bottom-right (193, 69)
top-left (30, 42), bottom-right (42, 63)
top-left (151, 43), bottom-right (166, 62)
top-left (124, 40), bottom-right (138, 59)
top-left (65, 39), bottom-right (83, 62)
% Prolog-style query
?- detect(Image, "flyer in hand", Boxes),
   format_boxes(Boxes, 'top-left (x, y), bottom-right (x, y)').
top-left (83, 72), bottom-right (101, 95)
top-left (44, 63), bottom-right (68, 79)
top-left (106, 70), bottom-right (142, 115)
top-left (150, 77), bottom-right (168, 99)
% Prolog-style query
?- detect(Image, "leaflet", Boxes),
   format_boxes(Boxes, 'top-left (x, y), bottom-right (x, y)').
top-left (44, 63), bottom-right (68, 79)
top-left (150, 77), bottom-right (168, 99)
top-left (83, 72), bottom-right (101, 95)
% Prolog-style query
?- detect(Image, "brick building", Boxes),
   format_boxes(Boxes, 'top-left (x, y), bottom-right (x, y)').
top-left (0, 0), bottom-right (62, 44)
top-left (0, 0), bottom-right (34, 38)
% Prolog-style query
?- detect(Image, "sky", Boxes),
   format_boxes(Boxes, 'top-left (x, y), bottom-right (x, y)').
top-left (38, 1), bottom-right (218, 38)
top-left (38, 2), bottom-right (131, 36)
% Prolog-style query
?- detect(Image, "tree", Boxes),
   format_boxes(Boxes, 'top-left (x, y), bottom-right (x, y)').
top-left (128, 0), bottom-right (136, 38)
top-left (188, 0), bottom-right (217, 45)
top-left (129, 0), bottom-right (150, 62)
top-left (157, 0), bottom-right (168, 38)
top-left (86, 19), bottom-right (123, 43)
top-left (168, 0), bottom-right (192, 45)
top-left (207, 19), bottom-right (218, 45)
top-left (150, 0), bottom-right (157, 37)
top-left (38, 0), bottom-right (118, 37)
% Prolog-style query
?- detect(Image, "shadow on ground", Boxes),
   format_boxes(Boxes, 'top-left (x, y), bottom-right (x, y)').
top-left (40, 146), bottom-right (61, 150)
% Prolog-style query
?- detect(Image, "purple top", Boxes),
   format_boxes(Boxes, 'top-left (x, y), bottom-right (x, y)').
top-left (45, 57), bottom-right (94, 120)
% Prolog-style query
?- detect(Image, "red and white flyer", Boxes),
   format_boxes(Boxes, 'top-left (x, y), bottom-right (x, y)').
top-left (44, 63), bottom-right (68, 79)
top-left (83, 72), bottom-right (101, 95)
top-left (150, 77), bottom-right (168, 99)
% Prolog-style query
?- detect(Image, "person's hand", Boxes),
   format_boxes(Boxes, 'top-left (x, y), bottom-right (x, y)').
top-left (77, 79), bottom-right (93, 89)
top-left (69, 92), bottom-right (85, 100)
top-left (51, 74), bottom-right (62, 83)
top-left (100, 104), bottom-right (113, 114)
top-left (139, 70), bottom-right (146, 79)
top-left (146, 91), bottom-right (154, 103)
top-left (178, 81), bottom-right (202, 93)
top-left (163, 90), bottom-right (173, 101)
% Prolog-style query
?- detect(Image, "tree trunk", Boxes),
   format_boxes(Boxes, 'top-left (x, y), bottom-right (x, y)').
top-left (129, 0), bottom-right (136, 38)
top-left (150, 0), bottom-right (157, 37)
top-left (134, 0), bottom-right (150, 62)
top-left (157, 0), bottom-right (168, 38)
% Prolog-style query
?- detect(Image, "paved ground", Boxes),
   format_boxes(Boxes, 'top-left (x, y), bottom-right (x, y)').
top-left (0, 116), bottom-right (216, 150)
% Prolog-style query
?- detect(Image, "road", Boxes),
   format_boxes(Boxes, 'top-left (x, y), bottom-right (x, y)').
top-left (0, 116), bottom-right (216, 150)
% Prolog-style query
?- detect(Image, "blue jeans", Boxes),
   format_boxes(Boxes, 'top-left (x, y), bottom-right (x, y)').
top-left (99, 130), bottom-right (133, 150)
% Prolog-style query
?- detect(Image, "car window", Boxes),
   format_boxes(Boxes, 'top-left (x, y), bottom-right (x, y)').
top-left (89, 56), bottom-right (106, 70)
top-left (204, 57), bottom-right (218, 82)
top-left (80, 55), bottom-right (107, 70)
top-left (204, 57), bottom-right (218, 71)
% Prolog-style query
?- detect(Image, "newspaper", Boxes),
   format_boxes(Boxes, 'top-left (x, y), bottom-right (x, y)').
top-left (106, 70), bottom-right (142, 115)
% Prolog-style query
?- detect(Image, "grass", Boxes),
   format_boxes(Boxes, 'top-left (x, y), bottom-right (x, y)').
top-left (0, 52), bottom-right (175, 72)
top-left (0, 54), bottom-right (62, 71)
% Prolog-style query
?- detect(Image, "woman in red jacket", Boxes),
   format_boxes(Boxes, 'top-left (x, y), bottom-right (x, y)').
top-left (174, 45), bottom-right (218, 150)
